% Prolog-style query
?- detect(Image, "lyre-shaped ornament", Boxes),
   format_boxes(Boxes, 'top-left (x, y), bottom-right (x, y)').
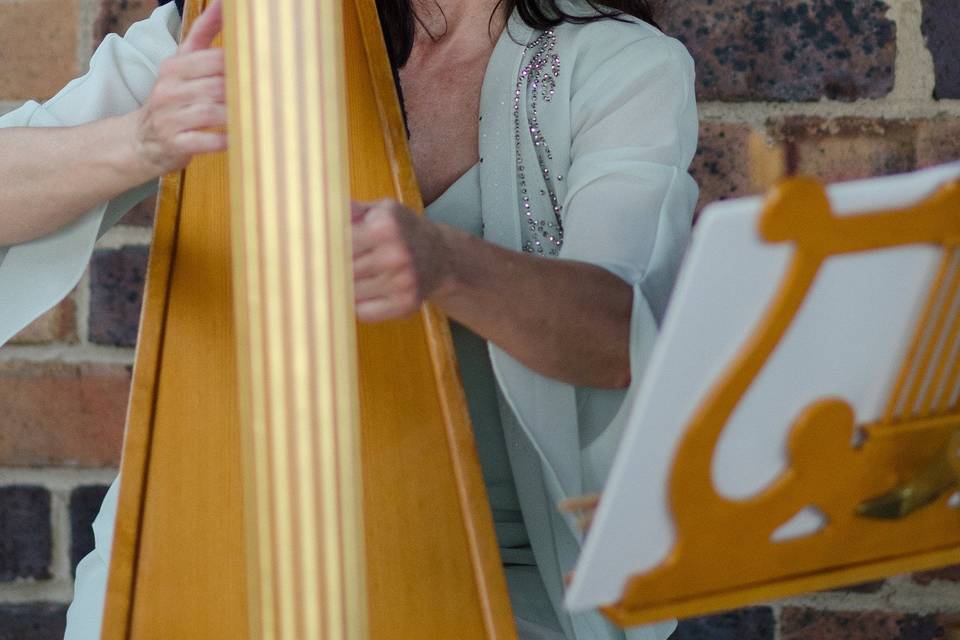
top-left (605, 177), bottom-right (960, 627)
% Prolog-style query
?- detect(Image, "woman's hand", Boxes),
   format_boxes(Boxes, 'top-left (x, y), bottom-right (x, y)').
top-left (350, 198), bottom-right (633, 387)
top-left (130, 0), bottom-right (227, 178)
top-left (351, 199), bottom-right (454, 322)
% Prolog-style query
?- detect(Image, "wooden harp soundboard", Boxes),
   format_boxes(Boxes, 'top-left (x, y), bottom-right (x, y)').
top-left (100, 0), bottom-right (516, 638)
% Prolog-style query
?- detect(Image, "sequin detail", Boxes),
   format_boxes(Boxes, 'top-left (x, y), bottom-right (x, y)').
top-left (515, 30), bottom-right (563, 256)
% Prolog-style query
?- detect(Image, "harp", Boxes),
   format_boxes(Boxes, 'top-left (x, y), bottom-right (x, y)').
top-left (100, 0), bottom-right (517, 637)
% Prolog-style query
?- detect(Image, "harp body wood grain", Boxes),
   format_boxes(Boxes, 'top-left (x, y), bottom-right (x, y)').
top-left (101, 1), bottom-right (516, 638)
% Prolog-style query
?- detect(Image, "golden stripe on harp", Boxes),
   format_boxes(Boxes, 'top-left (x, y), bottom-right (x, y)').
top-left (102, 0), bottom-right (514, 637)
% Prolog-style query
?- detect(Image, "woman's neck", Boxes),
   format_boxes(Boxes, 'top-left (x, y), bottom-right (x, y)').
top-left (411, 0), bottom-right (507, 53)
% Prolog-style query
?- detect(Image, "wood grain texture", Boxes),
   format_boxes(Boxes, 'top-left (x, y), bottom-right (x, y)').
top-left (346, 0), bottom-right (516, 636)
top-left (104, 0), bottom-right (516, 637)
top-left (101, 0), bottom-right (250, 635)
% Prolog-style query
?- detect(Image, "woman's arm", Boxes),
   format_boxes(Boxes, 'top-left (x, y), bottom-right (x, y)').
top-left (351, 32), bottom-right (698, 390)
top-left (0, 0), bottom-right (226, 246)
top-left (352, 203), bottom-right (633, 388)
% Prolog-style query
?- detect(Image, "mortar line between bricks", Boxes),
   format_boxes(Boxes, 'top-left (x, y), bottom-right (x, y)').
top-left (75, 0), bottom-right (98, 75)
top-left (96, 225), bottom-right (154, 249)
top-left (0, 344), bottom-right (135, 364)
top-left (770, 601), bottom-right (782, 640)
top-left (697, 100), bottom-right (960, 127)
top-left (48, 488), bottom-right (72, 585)
top-left (886, 0), bottom-right (937, 105)
top-left (0, 580), bottom-right (74, 606)
top-left (0, 468), bottom-right (116, 489)
top-left (774, 577), bottom-right (960, 617)
top-left (75, 268), bottom-right (92, 349)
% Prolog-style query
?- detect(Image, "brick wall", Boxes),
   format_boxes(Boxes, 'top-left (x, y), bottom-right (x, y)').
top-left (0, 1), bottom-right (157, 635)
top-left (0, 1), bottom-right (959, 639)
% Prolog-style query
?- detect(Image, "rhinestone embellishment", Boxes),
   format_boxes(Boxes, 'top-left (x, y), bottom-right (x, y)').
top-left (514, 30), bottom-right (563, 256)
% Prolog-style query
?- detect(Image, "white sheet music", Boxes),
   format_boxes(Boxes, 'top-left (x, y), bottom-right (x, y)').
top-left (565, 162), bottom-right (960, 614)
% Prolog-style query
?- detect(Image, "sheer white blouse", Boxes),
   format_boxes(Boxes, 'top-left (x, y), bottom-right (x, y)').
top-left (0, 4), bottom-right (697, 639)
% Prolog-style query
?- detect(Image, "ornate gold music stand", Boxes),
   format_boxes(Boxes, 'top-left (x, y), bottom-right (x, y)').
top-left (589, 176), bottom-right (960, 626)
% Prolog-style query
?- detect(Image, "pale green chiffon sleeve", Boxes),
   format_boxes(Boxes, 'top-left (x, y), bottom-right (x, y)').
top-left (0, 2), bottom-right (179, 346)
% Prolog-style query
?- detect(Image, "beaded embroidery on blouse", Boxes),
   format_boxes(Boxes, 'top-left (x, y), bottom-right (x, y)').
top-left (514, 30), bottom-right (564, 256)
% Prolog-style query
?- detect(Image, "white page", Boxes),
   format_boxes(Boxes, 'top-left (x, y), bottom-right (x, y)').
top-left (566, 162), bottom-right (960, 613)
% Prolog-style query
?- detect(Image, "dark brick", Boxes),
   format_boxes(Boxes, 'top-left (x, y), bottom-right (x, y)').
top-left (826, 579), bottom-right (886, 594)
top-left (0, 486), bottom-right (51, 582)
top-left (121, 193), bottom-right (157, 227)
top-left (691, 121), bottom-right (784, 214)
top-left (0, 604), bottom-right (67, 640)
top-left (89, 246), bottom-right (150, 347)
top-left (914, 564), bottom-right (960, 586)
top-left (780, 608), bottom-right (948, 640)
top-left (659, 0), bottom-right (896, 102)
top-left (93, 0), bottom-right (158, 50)
top-left (922, 0), bottom-right (960, 99)
top-left (70, 484), bottom-right (110, 576)
top-left (673, 607), bottom-right (775, 640)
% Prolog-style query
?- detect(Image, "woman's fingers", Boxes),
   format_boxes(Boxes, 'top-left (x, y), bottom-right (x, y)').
top-left (351, 200), bottom-right (374, 221)
top-left (180, 0), bottom-right (224, 54)
top-left (353, 245), bottom-right (409, 279)
top-left (172, 49), bottom-right (226, 81)
top-left (353, 256), bottom-right (414, 297)
top-left (173, 130), bottom-right (228, 156)
top-left (133, 3), bottom-right (228, 177)
top-left (350, 202), bottom-right (427, 321)
top-left (156, 49), bottom-right (225, 82)
top-left (353, 271), bottom-right (395, 303)
top-left (352, 210), bottom-right (392, 255)
top-left (175, 102), bottom-right (228, 131)
top-left (355, 296), bottom-right (414, 323)
top-left (164, 76), bottom-right (227, 106)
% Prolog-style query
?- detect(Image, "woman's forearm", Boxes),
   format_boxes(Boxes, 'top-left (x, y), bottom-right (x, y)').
top-left (0, 111), bottom-right (155, 246)
top-left (0, 0), bottom-right (228, 247)
top-left (433, 225), bottom-right (634, 389)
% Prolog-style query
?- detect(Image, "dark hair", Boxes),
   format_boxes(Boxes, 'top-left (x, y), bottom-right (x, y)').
top-left (164, 1), bottom-right (654, 69)
top-left (377, 0), bottom-right (658, 69)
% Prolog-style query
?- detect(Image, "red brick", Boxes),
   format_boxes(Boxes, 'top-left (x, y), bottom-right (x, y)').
top-left (120, 193), bottom-right (157, 227)
top-left (0, 0), bottom-right (80, 101)
top-left (0, 361), bottom-right (130, 467)
top-left (691, 121), bottom-right (785, 214)
top-left (914, 565), bottom-right (960, 586)
top-left (9, 295), bottom-right (78, 345)
top-left (659, 0), bottom-right (896, 102)
top-left (916, 118), bottom-right (960, 169)
top-left (771, 117), bottom-right (917, 183)
top-left (780, 608), bottom-right (948, 640)
top-left (93, 0), bottom-right (158, 50)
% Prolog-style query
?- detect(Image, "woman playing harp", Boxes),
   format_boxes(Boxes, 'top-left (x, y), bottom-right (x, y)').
top-left (0, 0), bottom-right (698, 638)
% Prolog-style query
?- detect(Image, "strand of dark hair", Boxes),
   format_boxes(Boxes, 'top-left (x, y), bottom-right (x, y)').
top-left (377, 0), bottom-right (658, 69)
top-left (165, 0), bottom-right (653, 132)
top-left (165, 0), bottom-right (654, 71)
